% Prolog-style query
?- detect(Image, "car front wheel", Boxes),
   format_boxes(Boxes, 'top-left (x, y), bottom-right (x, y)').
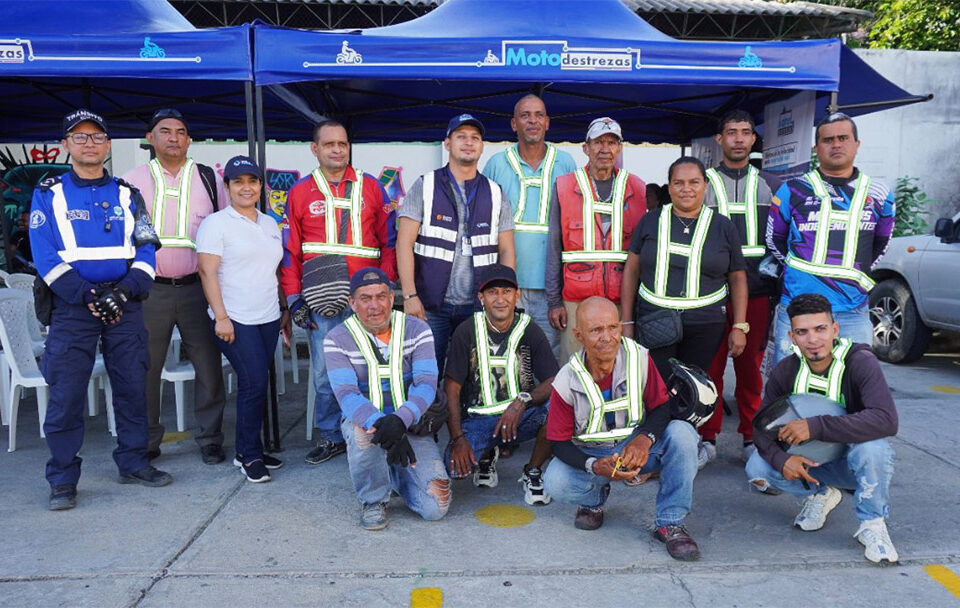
top-left (869, 278), bottom-right (930, 364)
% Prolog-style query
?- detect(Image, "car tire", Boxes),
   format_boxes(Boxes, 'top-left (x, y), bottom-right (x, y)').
top-left (869, 278), bottom-right (930, 364)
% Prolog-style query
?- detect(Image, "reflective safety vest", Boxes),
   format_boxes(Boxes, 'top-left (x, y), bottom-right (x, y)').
top-left (466, 312), bottom-right (532, 416)
top-left (149, 158), bottom-right (197, 249)
top-left (638, 204), bottom-right (728, 310)
top-left (706, 166), bottom-right (765, 258)
top-left (785, 171), bottom-right (875, 291)
top-left (301, 168), bottom-right (381, 259)
top-left (561, 168), bottom-right (630, 264)
top-left (342, 311), bottom-right (407, 412)
top-left (571, 338), bottom-right (646, 442)
top-left (792, 338), bottom-right (853, 405)
top-left (504, 144), bottom-right (557, 234)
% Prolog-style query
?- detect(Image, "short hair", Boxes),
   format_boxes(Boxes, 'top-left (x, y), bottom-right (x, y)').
top-left (786, 293), bottom-right (834, 321)
top-left (815, 112), bottom-right (858, 144)
top-left (667, 156), bottom-right (706, 182)
top-left (313, 119), bottom-right (346, 143)
top-left (717, 110), bottom-right (755, 134)
top-left (513, 93), bottom-right (544, 115)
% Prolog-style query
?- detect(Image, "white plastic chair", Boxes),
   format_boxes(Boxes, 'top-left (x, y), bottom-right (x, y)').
top-left (290, 325), bottom-right (309, 385)
top-left (159, 339), bottom-right (234, 433)
top-left (4, 272), bottom-right (37, 292)
top-left (305, 339), bottom-right (316, 440)
top-left (0, 290), bottom-right (112, 451)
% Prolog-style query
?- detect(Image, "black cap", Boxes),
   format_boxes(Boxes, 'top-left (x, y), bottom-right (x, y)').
top-left (63, 109), bottom-right (107, 136)
top-left (148, 108), bottom-right (188, 132)
top-left (223, 155), bottom-right (263, 181)
top-left (446, 113), bottom-right (485, 138)
top-left (350, 267), bottom-right (392, 294)
top-left (478, 264), bottom-right (518, 292)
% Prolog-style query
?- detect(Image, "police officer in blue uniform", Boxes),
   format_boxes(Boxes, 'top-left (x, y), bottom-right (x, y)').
top-left (29, 109), bottom-right (173, 511)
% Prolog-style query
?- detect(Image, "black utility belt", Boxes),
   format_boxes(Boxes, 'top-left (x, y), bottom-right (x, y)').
top-left (155, 273), bottom-right (199, 286)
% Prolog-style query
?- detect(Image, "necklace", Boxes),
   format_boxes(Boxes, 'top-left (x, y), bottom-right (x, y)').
top-left (674, 213), bottom-right (697, 234)
top-left (590, 175), bottom-right (614, 203)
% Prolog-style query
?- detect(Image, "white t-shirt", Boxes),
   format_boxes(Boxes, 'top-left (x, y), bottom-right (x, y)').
top-left (196, 205), bottom-right (283, 325)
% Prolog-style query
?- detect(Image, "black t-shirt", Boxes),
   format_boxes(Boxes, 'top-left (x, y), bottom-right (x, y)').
top-left (445, 313), bottom-right (560, 418)
top-left (628, 205), bottom-right (746, 325)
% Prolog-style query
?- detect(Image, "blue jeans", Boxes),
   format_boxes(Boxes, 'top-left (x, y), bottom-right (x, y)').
top-left (214, 318), bottom-right (280, 462)
top-left (519, 288), bottom-right (561, 362)
top-left (341, 419), bottom-right (450, 520)
top-left (771, 305), bottom-right (874, 368)
top-left (745, 439), bottom-right (894, 521)
top-left (444, 405), bottom-right (548, 477)
top-left (542, 420), bottom-right (699, 527)
top-left (425, 302), bottom-right (475, 374)
top-left (309, 309), bottom-right (351, 443)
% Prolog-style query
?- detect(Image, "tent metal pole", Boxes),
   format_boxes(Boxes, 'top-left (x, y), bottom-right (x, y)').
top-left (837, 94), bottom-right (934, 111)
top-left (828, 91), bottom-right (839, 114)
top-left (256, 85), bottom-right (267, 173)
top-left (245, 81), bottom-right (256, 159)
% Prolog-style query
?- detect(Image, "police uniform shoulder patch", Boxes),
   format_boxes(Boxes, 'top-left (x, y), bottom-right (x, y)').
top-left (29, 209), bottom-right (46, 229)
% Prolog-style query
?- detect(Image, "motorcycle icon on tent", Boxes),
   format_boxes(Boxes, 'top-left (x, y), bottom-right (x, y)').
top-left (738, 46), bottom-right (762, 69)
top-left (140, 37), bottom-right (166, 59)
top-left (336, 41), bottom-right (362, 65)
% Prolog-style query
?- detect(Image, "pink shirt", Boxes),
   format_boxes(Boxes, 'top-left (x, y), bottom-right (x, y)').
top-left (122, 160), bottom-right (229, 279)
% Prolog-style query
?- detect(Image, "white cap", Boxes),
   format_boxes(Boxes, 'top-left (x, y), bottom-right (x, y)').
top-left (585, 117), bottom-right (622, 142)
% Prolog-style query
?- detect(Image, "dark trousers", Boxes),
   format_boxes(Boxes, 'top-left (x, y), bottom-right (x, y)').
top-left (41, 298), bottom-right (150, 487)
top-left (214, 318), bottom-right (280, 462)
top-left (424, 302), bottom-right (474, 375)
top-left (143, 281), bottom-right (225, 452)
top-left (649, 320), bottom-right (726, 382)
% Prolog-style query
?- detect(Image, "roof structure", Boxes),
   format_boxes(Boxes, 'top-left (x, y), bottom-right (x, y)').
top-left (172, 0), bottom-right (871, 39)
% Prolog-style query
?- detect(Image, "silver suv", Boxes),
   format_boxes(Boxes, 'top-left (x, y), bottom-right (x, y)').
top-left (869, 212), bottom-right (960, 363)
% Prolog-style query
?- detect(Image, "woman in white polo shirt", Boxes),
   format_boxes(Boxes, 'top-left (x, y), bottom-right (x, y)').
top-left (197, 156), bottom-right (289, 483)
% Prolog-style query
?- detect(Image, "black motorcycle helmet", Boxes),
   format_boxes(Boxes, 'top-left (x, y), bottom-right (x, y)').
top-left (666, 358), bottom-right (718, 429)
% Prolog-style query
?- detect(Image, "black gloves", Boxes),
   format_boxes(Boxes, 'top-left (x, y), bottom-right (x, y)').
top-left (371, 414), bottom-right (417, 467)
top-left (91, 286), bottom-right (130, 325)
top-left (289, 296), bottom-right (312, 330)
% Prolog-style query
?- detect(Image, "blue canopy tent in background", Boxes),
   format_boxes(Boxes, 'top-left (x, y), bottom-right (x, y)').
top-left (0, 0), bottom-right (254, 142)
top-left (253, 0), bottom-right (929, 144)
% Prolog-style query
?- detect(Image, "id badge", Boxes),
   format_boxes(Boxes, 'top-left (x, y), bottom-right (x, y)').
top-left (461, 236), bottom-right (473, 256)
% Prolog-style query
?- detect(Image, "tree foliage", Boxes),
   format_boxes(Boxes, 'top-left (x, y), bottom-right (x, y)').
top-left (816, 0), bottom-right (960, 51)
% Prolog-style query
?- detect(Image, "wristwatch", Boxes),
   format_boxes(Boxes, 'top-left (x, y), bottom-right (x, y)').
top-left (584, 457), bottom-right (598, 474)
top-left (517, 392), bottom-right (533, 405)
top-left (403, 293), bottom-right (419, 301)
top-left (732, 322), bottom-right (750, 334)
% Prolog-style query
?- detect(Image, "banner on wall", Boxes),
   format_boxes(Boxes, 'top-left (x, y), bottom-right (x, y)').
top-left (762, 90), bottom-right (816, 180)
top-left (690, 136), bottom-right (722, 170)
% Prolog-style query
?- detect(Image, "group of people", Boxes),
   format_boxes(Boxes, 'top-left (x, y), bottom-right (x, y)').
top-left (27, 94), bottom-right (900, 565)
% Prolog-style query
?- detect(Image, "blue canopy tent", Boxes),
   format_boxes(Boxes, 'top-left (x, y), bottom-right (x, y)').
top-left (253, 0), bottom-right (929, 144)
top-left (0, 0), bottom-right (254, 141)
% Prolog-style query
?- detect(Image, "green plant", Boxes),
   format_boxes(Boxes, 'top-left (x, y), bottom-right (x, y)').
top-left (893, 176), bottom-right (932, 237)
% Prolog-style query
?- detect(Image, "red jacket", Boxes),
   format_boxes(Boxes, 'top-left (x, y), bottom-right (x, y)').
top-left (280, 167), bottom-right (397, 298)
top-left (556, 168), bottom-right (646, 303)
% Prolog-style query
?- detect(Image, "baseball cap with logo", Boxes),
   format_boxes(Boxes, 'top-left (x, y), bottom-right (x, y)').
top-left (585, 117), bottom-right (623, 142)
top-left (148, 108), bottom-right (189, 133)
top-left (349, 267), bottom-right (393, 294)
top-left (223, 155), bottom-right (263, 181)
top-left (446, 113), bottom-right (485, 138)
top-left (62, 109), bottom-right (108, 136)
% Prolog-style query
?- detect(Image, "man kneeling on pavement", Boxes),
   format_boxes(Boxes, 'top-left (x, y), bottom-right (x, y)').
top-left (542, 296), bottom-right (703, 561)
top-left (444, 264), bottom-right (558, 505)
top-left (323, 268), bottom-right (450, 530)
top-left (745, 293), bottom-right (899, 564)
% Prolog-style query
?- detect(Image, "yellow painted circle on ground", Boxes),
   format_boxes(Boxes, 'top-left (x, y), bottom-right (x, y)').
top-left (410, 587), bottom-right (443, 608)
top-left (931, 385), bottom-right (960, 394)
top-left (160, 431), bottom-right (192, 444)
top-left (474, 503), bottom-right (536, 528)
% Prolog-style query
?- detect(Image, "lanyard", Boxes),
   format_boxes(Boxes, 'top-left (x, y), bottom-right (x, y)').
top-left (448, 168), bottom-right (479, 228)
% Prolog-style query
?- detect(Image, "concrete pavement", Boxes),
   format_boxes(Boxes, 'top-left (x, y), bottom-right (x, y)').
top-left (1, 347), bottom-right (959, 607)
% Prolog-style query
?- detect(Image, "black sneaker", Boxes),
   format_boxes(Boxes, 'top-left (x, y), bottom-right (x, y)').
top-left (234, 454), bottom-right (284, 470)
top-left (147, 448), bottom-right (161, 461)
top-left (240, 459), bottom-right (271, 483)
top-left (49, 484), bottom-right (77, 511)
top-left (519, 465), bottom-right (551, 505)
top-left (304, 439), bottom-right (346, 465)
top-left (119, 465), bottom-right (173, 487)
top-left (200, 444), bottom-right (225, 465)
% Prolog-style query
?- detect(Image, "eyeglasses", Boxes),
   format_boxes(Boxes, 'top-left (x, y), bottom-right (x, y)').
top-left (67, 132), bottom-right (109, 145)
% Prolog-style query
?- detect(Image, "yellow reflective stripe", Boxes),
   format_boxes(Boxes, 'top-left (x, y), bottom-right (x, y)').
top-left (572, 339), bottom-right (644, 442)
top-left (793, 338), bottom-right (852, 403)
top-left (158, 236), bottom-right (196, 249)
top-left (514, 224), bottom-right (550, 234)
top-left (506, 144), bottom-right (557, 229)
top-left (302, 243), bottom-right (380, 258)
top-left (707, 166), bottom-right (762, 254)
top-left (343, 312), bottom-right (407, 412)
top-left (467, 313), bottom-right (532, 415)
top-left (806, 171), bottom-right (871, 271)
top-left (571, 168), bottom-right (628, 254)
top-left (685, 205), bottom-right (712, 297)
top-left (149, 158), bottom-right (194, 241)
top-left (742, 245), bottom-right (766, 257)
top-left (561, 251), bottom-right (629, 263)
top-left (312, 166), bottom-right (366, 250)
top-left (650, 204), bottom-right (716, 301)
top-left (638, 284), bottom-right (728, 310)
top-left (784, 254), bottom-right (875, 291)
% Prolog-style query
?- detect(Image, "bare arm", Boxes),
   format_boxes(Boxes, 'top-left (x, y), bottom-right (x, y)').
top-left (497, 229), bottom-right (516, 269)
top-left (198, 252), bottom-right (233, 343)
top-left (619, 252), bottom-right (641, 339)
top-left (727, 269), bottom-right (748, 357)
top-left (396, 216), bottom-right (425, 320)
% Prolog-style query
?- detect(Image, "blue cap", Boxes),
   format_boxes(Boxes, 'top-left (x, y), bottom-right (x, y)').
top-left (223, 155), bottom-right (263, 181)
top-left (446, 113), bottom-right (485, 138)
top-left (349, 267), bottom-right (392, 295)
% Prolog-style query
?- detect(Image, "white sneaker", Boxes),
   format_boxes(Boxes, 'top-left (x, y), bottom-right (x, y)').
top-left (855, 518), bottom-right (899, 564)
top-left (519, 466), bottom-right (551, 505)
top-left (473, 447), bottom-right (499, 488)
top-left (794, 486), bottom-right (842, 531)
top-left (697, 441), bottom-right (717, 470)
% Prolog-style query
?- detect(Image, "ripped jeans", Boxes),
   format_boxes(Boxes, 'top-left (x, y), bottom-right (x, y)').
top-left (745, 439), bottom-right (895, 521)
top-left (341, 419), bottom-right (451, 520)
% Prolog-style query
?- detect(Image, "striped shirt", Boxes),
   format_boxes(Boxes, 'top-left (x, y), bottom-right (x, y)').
top-left (323, 313), bottom-right (438, 430)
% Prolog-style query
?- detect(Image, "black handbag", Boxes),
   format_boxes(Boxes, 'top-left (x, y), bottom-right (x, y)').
top-left (636, 309), bottom-right (683, 350)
